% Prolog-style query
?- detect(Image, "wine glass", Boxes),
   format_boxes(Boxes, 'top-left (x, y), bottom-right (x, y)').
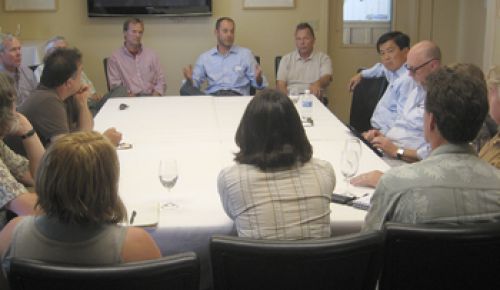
top-left (158, 159), bottom-right (178, 209)
top-left (340, 138), bottom-right (361, 197)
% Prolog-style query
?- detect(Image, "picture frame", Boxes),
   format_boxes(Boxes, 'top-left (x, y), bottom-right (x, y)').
top-left (243, 0), bottom-right (295, 9)
top-left (4, 0), bottom-right (57, 12)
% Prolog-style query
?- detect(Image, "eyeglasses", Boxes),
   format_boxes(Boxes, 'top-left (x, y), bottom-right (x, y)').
top-left (405, 59), bottom-right (437, 74)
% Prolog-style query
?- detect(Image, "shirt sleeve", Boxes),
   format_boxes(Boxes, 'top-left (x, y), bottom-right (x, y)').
top-left (192, 54), bottom-right (207, 89)
top-left (107, 55), bottom-right (124, 90)
top-left (217, 169), bottom-right (236, 220)
top-left (0, 142), bottom-right (28, 209)
top-left (362, 174), bottom-right (396, 232)
top-left (276, 54), bottom-right (291, 82)
top-left (246, 51), bottom-right (268, 90)
top-left (319, 53), bottom-right (333, 77)
top-left (360, 63), bottom-right (386, 79)
top-left (31, 97), bottom-right (70, 143)
top-left (152, 54), bottom-right (167, 95)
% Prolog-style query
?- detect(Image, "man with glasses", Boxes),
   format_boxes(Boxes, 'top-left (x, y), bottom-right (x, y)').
top-left (351, 41), bottom-right (441, 188)
top-left (349, 31), bottom-right (414, 134)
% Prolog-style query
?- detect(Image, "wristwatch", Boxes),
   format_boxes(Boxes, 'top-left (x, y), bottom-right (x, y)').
top-left (21, 129), bottom-right (36, 140)
top-left (396, 148), bottom-right (404, 160)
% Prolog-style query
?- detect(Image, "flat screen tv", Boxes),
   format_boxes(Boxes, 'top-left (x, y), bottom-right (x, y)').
top-left (87, 0), bottom-right (212, 17)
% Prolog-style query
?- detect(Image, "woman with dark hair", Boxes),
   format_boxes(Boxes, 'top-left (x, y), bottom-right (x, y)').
top-left (218, 89), bottom-right (336, 240)
top-left (0, 131), bottom-right (160, 270)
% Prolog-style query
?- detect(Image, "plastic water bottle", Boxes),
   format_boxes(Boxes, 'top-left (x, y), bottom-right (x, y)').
top-left (300, 89), bottom-right (313, 122)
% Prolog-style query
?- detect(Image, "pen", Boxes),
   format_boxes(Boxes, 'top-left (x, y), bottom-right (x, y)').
top-left (129, 210), bottom-right (137, 225)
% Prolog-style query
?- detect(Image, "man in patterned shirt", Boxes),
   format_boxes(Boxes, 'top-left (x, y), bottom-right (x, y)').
top-left (363, 64), bottom-right (500, 231)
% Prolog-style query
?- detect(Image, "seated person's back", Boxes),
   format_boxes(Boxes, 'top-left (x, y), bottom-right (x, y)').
top-left (363, 64), bottom-right (500, 232)
top-left (0, 131), bottom-right (160, 270)
top-left (217, 89), bottom-right (335, 240)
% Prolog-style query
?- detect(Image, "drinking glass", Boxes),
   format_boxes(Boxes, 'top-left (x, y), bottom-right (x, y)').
top-left (340, 138), bottom-right (361, 197)
top-left (288, 87), bottom-right (300, 104)
top-left (158, 159), bottom-right (178, 209)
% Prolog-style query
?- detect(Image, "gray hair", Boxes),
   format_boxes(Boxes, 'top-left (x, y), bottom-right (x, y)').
top-left (0, 33), bottom-right (16, 53)
top-left (44, 35), bottom-right (67, 55)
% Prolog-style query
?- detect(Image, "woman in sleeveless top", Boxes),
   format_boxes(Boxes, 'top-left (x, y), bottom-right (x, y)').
top-left (0, 131), bottom-right (161, 272)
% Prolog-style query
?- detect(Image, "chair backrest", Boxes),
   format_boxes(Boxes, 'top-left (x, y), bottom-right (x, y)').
top-left (9, 252), bottom-right (200, 290)
top-left (103, 57), bottom-right (110, 92)
top-left (275, 55), bottom-right (282, 78)
top-left (210, 232), bottom-right (384, 290)
top-left (380, 222), bottom-right (500, 290)
top-left (249, 55), bottom-right (261, 96)
top-left (349, 69), bottom-right (388, 132)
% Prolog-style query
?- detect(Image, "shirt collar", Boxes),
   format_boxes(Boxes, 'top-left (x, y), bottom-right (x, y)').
top-left (294, 49), bottom-right (315, 61)
top-left (0, 64), bottom-right (18, 78)
top-left (211, 45), bottom-right (238, 56)
top-left (429, 143), bottom-right (476, 157)
top-left (121, 44), bottom-right (143, 57)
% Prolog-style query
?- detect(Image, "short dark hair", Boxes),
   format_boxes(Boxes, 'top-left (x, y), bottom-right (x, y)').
top-left (234, 89), bottom-right (313, 170)
top-left (425, 64), bottom-right (488, 144)
top-left (376, 31), bottom-right (410, 53)
top-left (40, 47), bottom-right (82, 88)
top-left (36, 131), bottom-right (127, 225)
top-left (215, 17), bottom-right (234, 30)
top-left (295, 22), bottom-right (315, 39)
top-left (123, 17), bottom-right (144, 32)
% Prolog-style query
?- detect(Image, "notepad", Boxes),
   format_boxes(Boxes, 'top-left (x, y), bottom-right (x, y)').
top-left (125, 202), bottom-right (160, 227)
top-left (351, 193), bottom-right (373, 211)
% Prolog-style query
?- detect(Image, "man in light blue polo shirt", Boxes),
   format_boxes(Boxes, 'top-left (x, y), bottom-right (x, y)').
top-left (183, 17), bottom-right (267, 96)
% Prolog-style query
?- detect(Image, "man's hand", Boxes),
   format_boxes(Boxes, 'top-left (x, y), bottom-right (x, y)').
top-left (255, 64), bottom-right (263, 85)
top-left (348, 73), bottom-right (362, 92)
top-left (103, 127), bottom-right (122, 146)
top-left (183, 65), bottom-right (193, 81)
top-left (372, 136), bottom-right (398, 158)
top-left (309, 82), bottom-right (322, 98)
top-left (350, 170), bottom-right (384, 188)
top-left (74, 85), bottom-right (91, 108)
top-left (90, 93), bottom-right (103, 102)
top-left (362, 129), bottom-right (381, 142)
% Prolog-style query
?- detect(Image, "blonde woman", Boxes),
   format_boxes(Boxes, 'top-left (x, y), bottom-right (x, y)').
top-left (479, 66), bottom-right (500, 169)
top-left (0, 131), bottom-right (160, 271)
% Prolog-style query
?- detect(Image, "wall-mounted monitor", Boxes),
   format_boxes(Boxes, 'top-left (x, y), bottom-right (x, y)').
top-left (87, 0), bottom-right (212, 17)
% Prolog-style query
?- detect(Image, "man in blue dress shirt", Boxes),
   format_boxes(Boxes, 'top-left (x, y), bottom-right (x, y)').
top-left (183, 17), bottom-right (267, 96)
top-left (349, 31), bottom-right (415, 134)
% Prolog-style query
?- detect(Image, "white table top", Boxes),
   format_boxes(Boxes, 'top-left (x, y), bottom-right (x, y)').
top-left (94, 96), bottom-right (390, 289)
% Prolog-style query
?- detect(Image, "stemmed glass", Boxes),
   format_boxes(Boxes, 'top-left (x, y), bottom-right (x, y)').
top-left (340, 138), bottom-right (361, 197)
top-left (158, 159), bottom-right (178, 209)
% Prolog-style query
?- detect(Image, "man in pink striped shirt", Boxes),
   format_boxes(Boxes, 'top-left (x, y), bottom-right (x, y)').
top-left (107, 18), bottom-right (166, 96)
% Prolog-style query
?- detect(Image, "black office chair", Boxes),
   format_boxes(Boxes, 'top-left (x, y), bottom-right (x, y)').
top-left (8, 252), bottom-right (200, 290)
top-left (275, 55), bottom-right (282, 78)
top-left (380, 222), bottom-right (500, 290)
top-left (249, 55), bottom-right (261, 96)
top-left (210, 232), bottom-right (384, 290)
top-left (349, 69), bottom-right (388, 133)
top-left (103, 57), bottom-right (110, 92)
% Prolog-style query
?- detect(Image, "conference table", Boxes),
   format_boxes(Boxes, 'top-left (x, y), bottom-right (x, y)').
top-left (94, 96), bottom-right (390, 289)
